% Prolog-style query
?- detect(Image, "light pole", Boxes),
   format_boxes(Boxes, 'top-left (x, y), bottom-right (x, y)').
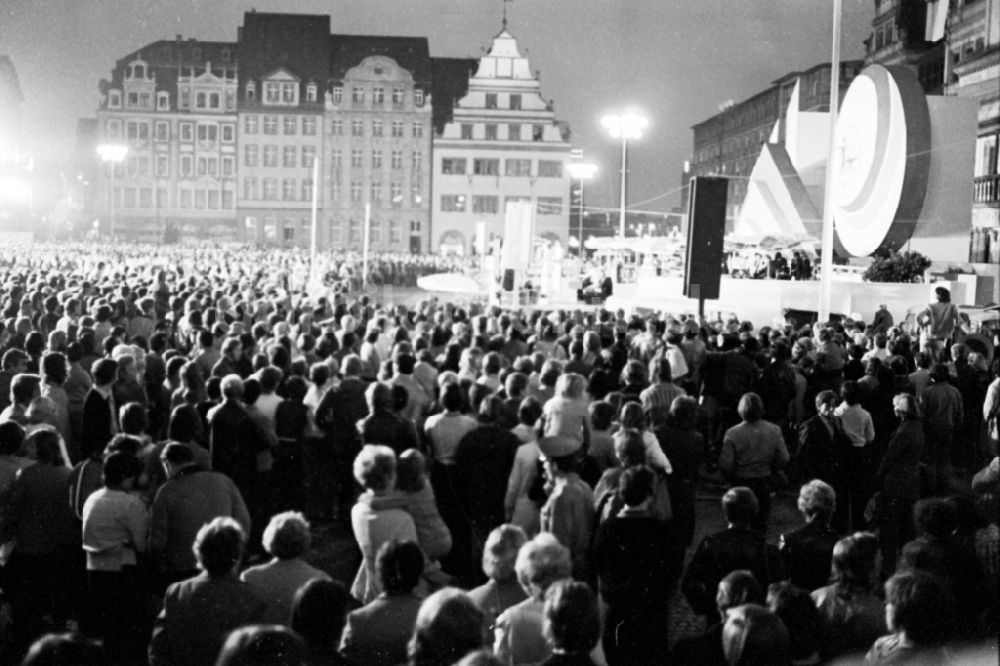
top-left (601, 111), bottom-right (647, 239)
top-left (566, 161), bottom-right (597, 256)
top-left (96, 143), bottom-right (128, 240)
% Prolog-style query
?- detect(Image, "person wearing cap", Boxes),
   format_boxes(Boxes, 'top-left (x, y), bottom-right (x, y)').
top-left (919, 287), bottom-right (961, 356)
top-left (538, 434), bottom-right (595, 582)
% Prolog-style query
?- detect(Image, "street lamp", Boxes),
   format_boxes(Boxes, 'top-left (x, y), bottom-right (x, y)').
top-left (96, 143), bottom-right (128, 240)
top-left (566, 161), bottom-right (597, 256)
top-left (601, 111), bottom-right (647, 239)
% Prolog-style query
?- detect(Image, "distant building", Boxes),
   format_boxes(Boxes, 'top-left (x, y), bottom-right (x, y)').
top-left (0, 55), bottom-right (24, 156)
top-left (863, 0), bottom-right (946, 93)
top-left (94, 38), bottom-right (239, 241)
top-left (236, 11), bottom-right (329, 246)
top-left (0, 55), bottom-right (33, 229)
top-left (684, 61), bottom-right (862, 228)
top-left (431, 26), bottom-right (573, 255)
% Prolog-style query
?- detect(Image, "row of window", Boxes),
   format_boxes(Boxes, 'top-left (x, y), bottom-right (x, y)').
top-left (113, 154), bottom-right (237, 178)
top-left (109, 88), bottom-right (237, 113)
top-left (242, 177), bottom-right (314, 202)
top-left (244, 114), bottom-right (319, 136)
top-left (243, 145), bottom-right (317, 169)
top-left (106, 119), bottom-right (237, 144)
top-left (439, 195), bottom-right (563, 214)
top-left (328, 148), bottom-right (424, 170)
top-left (459, 123), bottom-right (547, 142)
top-left (245, 81), bottom-right (318, 106)
top-left (440, 158), bottom-right (563, 177)
top-left (483, 93), bottom-right (522, 110)
top-left (329, 217), bottom-right (422, 245)
top-left (329, 118), bottom-right (425, 138)
top-left (113, 186), bottom-right (235, 210)
top-left (331, 86), bottom-right (424, 108)
top-left (328, 181), bottom-right (423, 205)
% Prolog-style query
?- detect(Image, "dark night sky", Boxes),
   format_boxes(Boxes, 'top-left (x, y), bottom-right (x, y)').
top-left (1, 0), bottom-right (873, 212)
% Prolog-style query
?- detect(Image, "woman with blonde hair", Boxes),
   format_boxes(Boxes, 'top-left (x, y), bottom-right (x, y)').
top-left (541, 373), bottom-right (590, 444)
top-left (468, 524), bottom-right (529, 630)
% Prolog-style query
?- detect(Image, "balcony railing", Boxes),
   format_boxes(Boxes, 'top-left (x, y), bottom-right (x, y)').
top-left (974, 174), bottom-right (1000, 204)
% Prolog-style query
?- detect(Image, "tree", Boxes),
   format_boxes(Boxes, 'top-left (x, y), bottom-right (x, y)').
top-left (862, 250), bottom-right (932, 283)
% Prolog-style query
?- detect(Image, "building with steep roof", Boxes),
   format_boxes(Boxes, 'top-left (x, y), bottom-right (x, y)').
top-left (431, 26), bottom-right (572, 254)
top-left (94, 37), bottom-right (239, 241)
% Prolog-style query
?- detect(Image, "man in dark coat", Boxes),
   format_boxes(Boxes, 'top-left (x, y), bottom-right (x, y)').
top-left (795, 390), bottom-right (851, 532)
top-left (81, 358), bottom-right (119, 459)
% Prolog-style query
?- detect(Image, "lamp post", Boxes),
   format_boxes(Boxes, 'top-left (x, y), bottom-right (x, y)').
top-left (96, 143), bottom-right (128, 240)
top-left (601, 111), bottom-right (647, 239)
top-left (566, 161), bottom-right (597, 257)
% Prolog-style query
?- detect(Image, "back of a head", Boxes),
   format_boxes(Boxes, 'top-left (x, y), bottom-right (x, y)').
top-left (482, 524), bottom-right (528, 582)
top-left (215, 624), bottom-right (305, 666)
top-left (0, 420), bottom-right (25, 456)
top-left (410, 588), bottom-right (485, 666)
top-left (376, 539), bottom-right (425, 595)
top-left (618, 465), bottom-right (654, 507)
top-left (831, 531), bottom-right (878, 592)
top-left (22, 632), bottom-right (103, 666)
top-left (290, 579), bottom-right (352, 649)
top-left (194, 516), bottom-right (246, 576)
top-left (884, 569), bottom-right (954, 646)
top-left (543, 580), bottom-right (600, 654)
top-left (515, 532), bottom-right (572, 596)
top-left (722, 486), bottom-right (759, 526)
top-left (911, 497), bottom-right (956, 541)
top-left (722, 604), bottom-right (792, 666)
top-left (613, 428), bottom-right (646, 466)
top-left (767, 582), bottom-right (821, 662)
top-left (719, 570), bottom-right (765, 612)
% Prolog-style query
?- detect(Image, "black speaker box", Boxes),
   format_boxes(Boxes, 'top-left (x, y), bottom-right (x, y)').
top-left (683, 176), bottom-right (728, 300)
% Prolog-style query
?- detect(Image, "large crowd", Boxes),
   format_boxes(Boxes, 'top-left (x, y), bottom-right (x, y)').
top-left (0, 240), bottom-right (996, 665)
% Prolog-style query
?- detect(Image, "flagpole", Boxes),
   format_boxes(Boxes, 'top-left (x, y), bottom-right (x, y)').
top-left (818, 0), bottom-right (842, 323)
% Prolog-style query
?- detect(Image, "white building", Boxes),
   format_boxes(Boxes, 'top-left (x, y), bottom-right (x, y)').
top-left (431, 27), bottom-right (572, 254)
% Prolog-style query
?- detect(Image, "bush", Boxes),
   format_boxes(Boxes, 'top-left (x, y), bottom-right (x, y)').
top-left (862, 250), bottom-right (931, 283)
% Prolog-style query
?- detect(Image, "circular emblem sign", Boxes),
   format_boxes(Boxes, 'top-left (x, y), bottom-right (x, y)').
top-left (832, 65), bottom-right (931, 256)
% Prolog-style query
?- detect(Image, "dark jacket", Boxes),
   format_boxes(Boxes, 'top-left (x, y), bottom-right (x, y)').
top-left (358, 410), bottom-right (418, 458)
top-left (454, 424), bottom-right (519, 532)
top-left (81, 387), bottom-right (118, 459)
top-left (779, 520), bottom-right (839, 591)
top-left (0, 463), bottom-right (77, 555)
top-left (207, 400), bottom-right (269, 488)
top-left (315, 376), bottom-right (368, 456)
top-left (340, 593), bottom-right (422, 666)
top-left (669, 622), bottom-right (726, 666)
top-left (795, 415), bottom-right (848, 486)
top-left (877, 418), bottom-right (923, 499)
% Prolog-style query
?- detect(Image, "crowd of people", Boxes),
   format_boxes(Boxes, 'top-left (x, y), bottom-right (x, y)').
top-left (0, 240), bottom-right (996, 665)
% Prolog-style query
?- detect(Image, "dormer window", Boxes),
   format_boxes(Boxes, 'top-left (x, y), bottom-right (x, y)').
top-left (306, 83), bottom-right (317, 103)
top-left (414, 89), bottom-right (424, 107)
top-left (156, 91), bottom-right (169, 111)
top-left (129, 63), bottom-right (146, 79)
top-left (264, 81), bottom-right (298, 105)
top-left (246, 81), bottom-right (256, 101)
top-left (332, 87), bottom-right (343, 104)
top-left (222, 48), bottom-right (232, 62)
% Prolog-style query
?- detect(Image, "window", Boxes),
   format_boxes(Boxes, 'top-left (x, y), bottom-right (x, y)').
top-left (283, 178), bottom-right (296, 201)
top-left (302, 146), bottom-right (315, 168)
top-left (245, 145), bottom-right (259, 167)
top-left (244, 115), bottom-right (258, 134)
top-left (373, 120), bottom-right (384, 137)
top-left (179, 155), bottom-right (193, 177)
top-left (442, 158), bottom-right (466, 175)
top-left (538, 160), bottom-right (563, 177)
top-left (330, 183), bottom-right (342, 201)
top-left (371, 182), bottom-right (382, 202)
top-left (537, 197), bottom-right (563, 214)
top-left (283, 116), bottom-right (297, 135)
top-left (222, 190), bottom-right (234, 209)
top-left (372, 150), bottom-right (383, 169)
top-left (263, 145), bottom-right (277, 167)
top-left (155, 121), bottom-right (169, 141)
top-left (179, 188), bottom-right (192, 208)
top-left (126, 121), bottom-right (150, 143)
top-left (197, 157), bottom-right (218, 176)
top-left (473, 196), bottom-right (499, 214)
top-left (221, 124), bottom-right (235, 143)
top-left (411, 184), bottom-right (422, 204)
top-left (350, 182), bottom-right (362, 202)
top-left (532, 125), bottom-right (544, 141)
top-left (485, 93), bottom-right (498, 109)
top-left (460, 124), bottom-right (473, 140)
top-left (158, 187), bottom-right (169, 208)
top-left (412, 122), bottom-right (424, 138)
top-left (261, 179), bottom-right (277, 200)
top-left (331, 119), bottom-right (343, 136)
top-left (350, 219), bottom-right (361, 243)
top-left (412, 150), bottom-right (423, 170)
top-left (306, 83), bottom-right (317, 102)
top-left (370, 220), bottom-right (382, 244)
top-left (302, 117), bottom-right (317, 136)
top-left (331, 149), bottom-right (342, 168)
top-left (351, 149), bottom-right (363, 168)
top-left (157, 92), bottom-right (170, 111)
top-left (301, 179), bottom-right (313, 201)
top-left (473, 159), bottom-right (499, 176)
top-left (509, 94), bottom-right (521, 110)
top-left (391, 150), bottom-right (403, 169)
top-left (485, 124), bottom-right (498, 140)
top-left (329, 218), bottom-right (342, 243)
top-left (106, 119), bottom-right (122, 139)
top-left (242, 178), bottom-right (259, 201)
top-left (410, 220), bottom-right (421, 233)
top-left (180, 88), bottom-right (190, 109)
top-left (390, 219), bottom-right (402, 243)
top-left (246, 82), bottom-right (256, 101)
top-left (156, 154), bottom-right (169, 177)
top-left (332, 87), bottom-right (343, 104)
top-left (108, 90), bottom-right (122, 108)
top-left (392, 121), bottom-right (404, 137)
top-left (283, 222), bottom-right (296, 242)
top-left (390, 182), bottom-right (402, 205)
top-left (352, 120), bottom-right (364, 136)
top-left (505, 159), bottom-right (531, 177)
top-left (392, 87), bottom-right (404, 104)
top-left (441, 195), bottom-right (466, 212)
top-left (283, 146), bottom-right (297, 168)
top-left (197, 124), bottom-right (218, 143)
top-left (263, 116), bottom-right (278, 135)
top-left (373, 87), bottom-right (384, 105)
top-left (508, 124), bottom-right (521, 141)
top-left (222, 156), bottom-right (234, 177)
top-left (414, 89), bottom-right (424, 106)
top-left (352, 87), bottom-right (365, 104)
